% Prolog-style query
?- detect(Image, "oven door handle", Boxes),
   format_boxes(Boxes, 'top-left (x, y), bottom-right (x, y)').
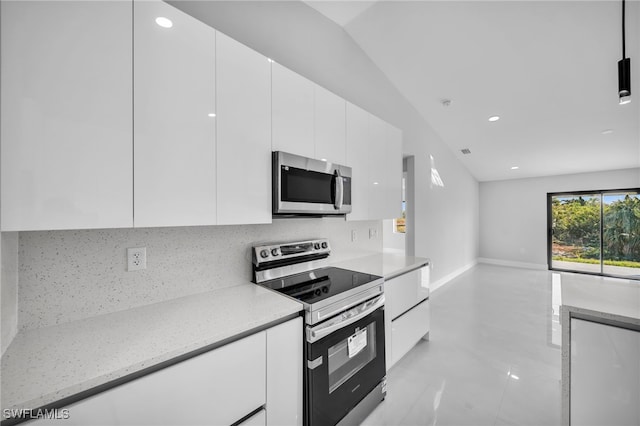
top-left (307, 295), bottom-right (385, 343)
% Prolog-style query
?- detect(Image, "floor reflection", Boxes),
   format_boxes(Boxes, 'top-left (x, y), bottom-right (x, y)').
top-left (362, 264), bottom-right (561, 426)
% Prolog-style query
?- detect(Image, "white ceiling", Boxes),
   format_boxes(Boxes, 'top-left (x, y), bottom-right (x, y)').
top-left (305, 1), bottom-right (640, 182)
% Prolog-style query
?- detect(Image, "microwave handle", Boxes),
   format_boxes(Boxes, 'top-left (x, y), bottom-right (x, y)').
top-left (306, 295), bottom-right (385, 343)
top-left (334, 169), bottom-right (344, 210)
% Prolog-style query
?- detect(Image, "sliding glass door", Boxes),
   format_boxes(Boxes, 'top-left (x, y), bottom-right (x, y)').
top-left (602, 192), bottom-right (640, 277)
top-left (548, 189), bottom-right (640, 279)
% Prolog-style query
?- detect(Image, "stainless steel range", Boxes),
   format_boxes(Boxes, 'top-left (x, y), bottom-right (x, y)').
top-left (252, 239), bottom-right (386, 426)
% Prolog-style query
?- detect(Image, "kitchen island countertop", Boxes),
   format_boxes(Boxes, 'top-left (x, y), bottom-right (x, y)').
top-left (1, 284), bottom-right (303, 413)
top-left (560, 273), bottom-right (640, 425)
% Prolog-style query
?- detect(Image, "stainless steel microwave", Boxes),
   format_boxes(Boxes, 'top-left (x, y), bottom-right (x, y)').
top-left (273, 151), bottom-right (352, 216)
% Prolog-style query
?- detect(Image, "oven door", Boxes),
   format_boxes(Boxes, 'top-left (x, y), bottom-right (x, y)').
top-left (273, 151), bottom-right (352, 215)
top-left (305, 295), bottom-right (386, 426)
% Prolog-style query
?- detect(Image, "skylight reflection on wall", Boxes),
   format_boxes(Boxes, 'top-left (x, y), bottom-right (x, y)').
top-left (430, 155), bottom-right (444, 188)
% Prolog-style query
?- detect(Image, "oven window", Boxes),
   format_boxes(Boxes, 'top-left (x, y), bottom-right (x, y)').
top-left (327, 322), bottom-right (377, 393)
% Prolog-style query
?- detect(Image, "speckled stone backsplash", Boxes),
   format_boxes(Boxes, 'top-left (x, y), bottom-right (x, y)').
top-left (18, 219), bottom-right (382, 331)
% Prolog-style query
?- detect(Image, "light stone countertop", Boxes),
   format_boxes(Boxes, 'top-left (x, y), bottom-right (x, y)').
top-left (1, 284), bottom-right (303, 413)
top-left (330, 252), bottom-right (430, 280)
top-left (560, 273), bottom-right (640, 324)
top-left (559, 273), bottom-right (640, 425)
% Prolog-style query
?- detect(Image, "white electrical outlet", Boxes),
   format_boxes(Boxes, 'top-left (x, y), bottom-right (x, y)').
top-left (127, 247), bottom-right (147, 271)
top-left (351, 230), bottom-right (357, 242)
top-left (369, 228), bottom-right (378, 239)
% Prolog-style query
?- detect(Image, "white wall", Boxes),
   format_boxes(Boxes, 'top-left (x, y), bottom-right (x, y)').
top-left (383, 219), bottom-right (405, 253)
top-left (479, 168), bottom-right (640, 268)
top-left (170, 1), bottom-right (480, 286)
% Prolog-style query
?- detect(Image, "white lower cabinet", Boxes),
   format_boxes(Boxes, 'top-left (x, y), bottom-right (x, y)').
top-left (30, 318), bottom-right (302, 426)
top-left (266, 317), bottom-right (303, 426)
top-left (570, 319), bottom-right (640, 426)
top-left (390, 299), bottom-right (430, 367)
top-left (384, 267), bottom-right (430, 370)
top-left (238, 409), bottom-right (266, 426)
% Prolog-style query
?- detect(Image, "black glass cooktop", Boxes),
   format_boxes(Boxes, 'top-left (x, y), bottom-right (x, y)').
top-left (260, 267), bottom-right (382, 305)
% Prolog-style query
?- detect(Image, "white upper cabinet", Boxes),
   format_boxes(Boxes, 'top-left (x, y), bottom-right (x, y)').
top-left (348, 111), bottom-right (403, 221)
top-left (380, 121), bottom-right (403, 220)
top-left (133, 0), bottom-right (216, 228)
top-left (345, 102), bottom-right (372, 221)
top-left (272, 63), bottom-right (315, 158)
top-left (0, 1), bottom-right (133, 231)
top-left (314, 86), bottom-right (346, 165)
top-left (368, 115), bottom-right (388, 220)
top-left (216, 32), bottom-right (272, 225)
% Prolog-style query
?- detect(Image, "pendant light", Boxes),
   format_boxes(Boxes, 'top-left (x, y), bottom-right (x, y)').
top-left (618, 0), bottom-right (631, 105)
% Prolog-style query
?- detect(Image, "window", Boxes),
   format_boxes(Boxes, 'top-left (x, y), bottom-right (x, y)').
top-left (548, 189), bottom-right (640, 279)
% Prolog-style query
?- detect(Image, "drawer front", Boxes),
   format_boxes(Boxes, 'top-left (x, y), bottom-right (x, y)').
top-left (387, 267), bottom-right (429, 320)
top-left (238, 409), bottom-right (266, 426)
top-left (391, 299), bottom-right (430, 367)
top-left (110, 331), bottom-right (266, 425)
top-left (35, 331), bottom-right (266, 426)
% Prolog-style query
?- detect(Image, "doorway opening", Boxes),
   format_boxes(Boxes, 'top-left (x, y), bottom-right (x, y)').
top-left (383, 156), bottom-right (415, 256)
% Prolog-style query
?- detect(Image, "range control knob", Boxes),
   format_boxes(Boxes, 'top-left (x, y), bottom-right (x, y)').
top-left (260, 249), bottom-right (269, 259)
top-left (271, 248), bottom-right (279, 257)
top-left (314, 242), bottom-right (321, 250)
top-left (321, 242), bottom-right (328, 249)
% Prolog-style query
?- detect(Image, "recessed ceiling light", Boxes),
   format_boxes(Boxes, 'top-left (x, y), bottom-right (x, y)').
top-left (207, 113), bottom-right (216, 118)
top-left (373, 182), bottom-right (379, 185)
top-left (155, 17), bottom-right (173, 28)
top-left (511, 166), bottom-right (519, 170)
top-left (601, 129), bottom-right (614, 135)
top-left (320, 158), bottom-right (327, 162)
top-left (488, 115), bottom-right (500, 122)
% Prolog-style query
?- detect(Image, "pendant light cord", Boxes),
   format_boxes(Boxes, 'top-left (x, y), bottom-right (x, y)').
top-left (622, 0), bottom-right (626, 59)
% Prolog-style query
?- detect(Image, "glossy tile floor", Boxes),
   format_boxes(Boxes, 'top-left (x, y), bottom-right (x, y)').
top-left (363, 264), bottom-right (561, 426)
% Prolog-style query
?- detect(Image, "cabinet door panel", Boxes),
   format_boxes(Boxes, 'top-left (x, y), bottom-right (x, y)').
top-left (272, 63), bottom-right (314, 158)
top-left (133, 0), bottom-right (216, 227)
top-left (368, 115), bottom-right (389, 220)
top-left (571, 319), bottom-right (640, 426)
top-left (314, 86), bottom-right (346, 165)
top-left (382, 123), bottom-right (403, 220)
top-left (30, 332), bottom-right (267, 426)
top-left (368, 115), bottom-right (402, 220)
top-left (239, 409), bottom-right (266, 426)
top-left (391, 299), bottom-right (430, 367)
top-left (266, 317), bottom-right (303, 426)
top-left (216, 32), bottom-right (272, 225)
top-left (386, 268), bottom-right (429, 321)
top-left (345, 102), bottom-right (371, 221)
top-left (1, 0), bottom-right (133, 231)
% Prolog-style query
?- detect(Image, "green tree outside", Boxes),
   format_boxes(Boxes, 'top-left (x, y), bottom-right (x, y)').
top-left (551, 194), bottom-right (640, 269)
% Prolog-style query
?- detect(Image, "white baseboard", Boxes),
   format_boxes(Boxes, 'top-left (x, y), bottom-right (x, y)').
top-left (478, 257), bottom-right (548, 271)
top-left (430, 260), bottom-right (478, 293)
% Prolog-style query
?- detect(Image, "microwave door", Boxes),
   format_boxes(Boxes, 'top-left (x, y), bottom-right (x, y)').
top-left (273, 151), bottom-right (352, 215)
